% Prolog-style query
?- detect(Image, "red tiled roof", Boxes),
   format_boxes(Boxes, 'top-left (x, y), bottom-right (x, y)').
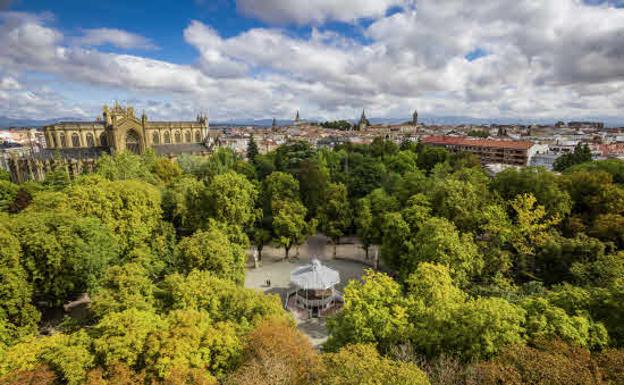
top-left (422, 135), bottom-right (533, 150)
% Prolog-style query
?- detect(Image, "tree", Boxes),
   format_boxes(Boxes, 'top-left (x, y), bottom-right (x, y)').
top-left (567, 159), bottom-right (624, 184)
top-left (161, 270), bottom-right (285, 327)
top-left (90, 263), bottom-right (157, 318)
top-left (407, 217), bottom-right (482, 285)
top-left (473, 340), bottom-right (605, 385)
top-left (320, 344), bottom-right (430, 385)
top-left (175, 225), bottom-right (247, 285)
top-left (417, 146), bottom-right (449, 173)
top-left (406, 263), bottom-right (525, 360)
top-left (508, 193), bottom-right (560, 280)
top-left (318, 183), bottom-right (352, 257)
top-left (520, 297), bottom-right (607, 349)
top-left (67, 176), bottom-right (162, 255)
top-left (272, 199), bottom-right (308, 260)
top-left (13, 209), bottom-right (119, 305)
top-left (162, 176), bottom-right (207, 233)
top-left (0, 225), bottom-right (40, 344)
top-left (93, 309), bottom-right (165, 368)
top-left (226, 318), bottom-right (320, 385)
top-left (346, 153), bottom-right (387, 198)
top-left (144, 310), bottom-right (240, 381)
top-left (205, 171), bottom-right (258, 228)
top-left (326, 270), bottom-right (410, 352)
top-left (491, 167), bottom-right (572, 219)
top-left (95, 152), bottom-right (154, 182)
top-left (553, 143), bottom-right (593, 172)
top-left (354, 198), bottom-right (374, 260)
top-left (0, 180), bottom-right (19, 212)
top-left (262, 171), bottom-right (300, 208)
top-left (246, 135), bottom-right (259, 162)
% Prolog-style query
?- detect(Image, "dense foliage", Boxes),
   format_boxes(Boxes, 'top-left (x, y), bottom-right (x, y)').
top-left (2, 139), bottom-right (624, 385)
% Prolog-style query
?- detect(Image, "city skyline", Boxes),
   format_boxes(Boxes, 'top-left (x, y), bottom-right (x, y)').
top-left (1, 0), bottom-right (624, 122)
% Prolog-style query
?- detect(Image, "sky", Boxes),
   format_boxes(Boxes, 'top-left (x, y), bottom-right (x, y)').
top-left (1, 0), bottom-right (624, 122)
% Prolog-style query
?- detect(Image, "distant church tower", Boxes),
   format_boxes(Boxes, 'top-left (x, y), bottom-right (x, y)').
top-left (412, 110), bottom-right (418, 125)
top-left (294, 110), bottom-right (301, 125)
top-left (272, 117), bottom-right (277, 129)
top-left (358, 108), bottom-right (368, 130)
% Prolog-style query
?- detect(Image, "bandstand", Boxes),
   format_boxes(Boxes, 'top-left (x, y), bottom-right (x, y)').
top-left (287, 259), bottom-right (341, 318)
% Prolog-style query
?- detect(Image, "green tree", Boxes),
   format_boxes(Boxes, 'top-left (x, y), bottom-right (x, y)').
top-left (0, 225), bottom-right (39, 344)
top-left (13, 209), bottom-right (118, 305)
top-left (95, 152), bottom-right (154, 181)
top-left (521, 297), bottom-right (608, 349)
top-left (93, 309), bottom-right (165, 368)
top-left (205, 171), bottom-right (258, 228)
top-left (508, 193), bottom-right (560, 280)
top-left (144, 310), bottom-right (241, 380)
top-left (321, 344), bottom-right (430, 385)
top-left (90, 263), bottom-right (157, 318)
top-left (553, 143), bottom-right (593, 172)
top-left (417, 146), bottom-right (449, 173)
top-left (407, 217), bottom-right (482, 285)
top-left (326, 270), bottom-right (410, 352)
top-left (67, 176), bottom-right (162, 255)
top-left (272, 199), bottom-right (308, 260)
top-left (162, 175), bottom-right (207, 233)
top-left (246, 135), bottom-right (259, 162)
top-left (318, 183), bottom-right (352, 257)
top-left (491, 167), bottom-right (572, 219)
top-left (175, 225), bottom-right (247, 285)
top-left (0, 180), bottom-right (19, 212)
top-left (161, 270), bottom-right (285, 327)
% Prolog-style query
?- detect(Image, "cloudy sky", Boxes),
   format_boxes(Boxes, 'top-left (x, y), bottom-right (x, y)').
top-left (1, 0), bottom-right (624, 122)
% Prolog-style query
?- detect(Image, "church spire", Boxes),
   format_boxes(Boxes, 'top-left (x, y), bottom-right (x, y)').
top-left (295, 110), bottom-right (300, 122)
top-left (358, 108), bottom-right (368, 130)
top-left (412, 109), bottom-right (418, 125)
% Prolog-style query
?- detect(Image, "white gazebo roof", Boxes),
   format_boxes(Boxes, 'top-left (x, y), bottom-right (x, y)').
top-left (290, 259), bottom-right (340, 290)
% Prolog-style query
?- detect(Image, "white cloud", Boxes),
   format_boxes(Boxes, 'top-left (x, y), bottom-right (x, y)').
top-left (1, 2), bottom-right (624, 122)
top-left (236, 0), bottom-right (407, 25)
top-left (76, 28), bottom-right (156, 50)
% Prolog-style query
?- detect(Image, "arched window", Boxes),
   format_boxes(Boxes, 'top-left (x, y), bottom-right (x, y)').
top-left (100, 133), bottom-right (108, 147)
top-left (175, 131), bottom-right (181, 143)
top-left (71, 133), bottom-right (80, 147)
top-left (184, 131), bottom-right (191, 143)
top-left (194, 130), bottom-right (201, 143)
top-left (152, 131), bottom-right (160, 145)
top-left (59, 133), bottom-right (67, 148)
top-left (86, 133), bottom-right (95, 147)
top-left (125, 130), bottom-right (141, 154)
top-left (164, 131), bottom-right (171, 144)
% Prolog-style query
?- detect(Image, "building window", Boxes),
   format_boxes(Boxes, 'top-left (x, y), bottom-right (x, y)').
top-left (86, 133), bottom-right (95, 147)
top-left (194, 130), bottom-right (201, 142)
top-left (164, 131), bottom-right (171, 144)
top-left (175, 131), bottom-right (181, 143)
top-left (125, 130), bottom-right (141, 154)
top-left (100, 133), bottom-right (108, 147)
top-left (152, 131), bottom-right (160, 145)
top-left (71, 133), bottom-right (80, 147)
top-left (184, 131), bottom-right (191, 143)
top-left (59, 133), bottom-right (67, 147)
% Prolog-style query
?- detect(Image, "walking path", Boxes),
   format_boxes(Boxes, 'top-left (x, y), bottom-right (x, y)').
top-left (244, 234), bottom-right (372, 348)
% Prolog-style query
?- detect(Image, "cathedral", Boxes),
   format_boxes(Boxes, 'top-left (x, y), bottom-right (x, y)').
top-left (8, 103), bottom-right (218, 183)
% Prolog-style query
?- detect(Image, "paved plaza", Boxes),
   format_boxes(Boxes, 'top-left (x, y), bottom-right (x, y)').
top-left (244, 234), bottom-right (373, 348)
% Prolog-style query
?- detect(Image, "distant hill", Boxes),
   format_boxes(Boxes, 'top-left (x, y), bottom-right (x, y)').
top-left (2, 115), bottom-right (622, 129)
top-left (0, 116), bottom-right (86, 129)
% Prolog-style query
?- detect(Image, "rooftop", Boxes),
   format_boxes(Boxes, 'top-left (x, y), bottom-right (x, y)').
top-left (422, 135), bottom-right (534, 150)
